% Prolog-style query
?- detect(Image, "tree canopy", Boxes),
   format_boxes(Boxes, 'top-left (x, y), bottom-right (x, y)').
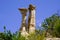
top-left (42, 13), bottom-right (60, 37)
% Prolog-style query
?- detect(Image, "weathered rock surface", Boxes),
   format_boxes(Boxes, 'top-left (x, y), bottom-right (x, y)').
top-left (45, 38), bottom-right (60, 40)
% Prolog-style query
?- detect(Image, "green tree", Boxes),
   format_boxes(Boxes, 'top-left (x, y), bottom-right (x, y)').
top-left (42, 13), bottom-right (60, 37)
top-left (0, 26), bottom-right (13, 40)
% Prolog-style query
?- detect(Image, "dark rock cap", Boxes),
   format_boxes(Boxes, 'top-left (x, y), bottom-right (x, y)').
top-left (28, 4), bottom-right (35, 10)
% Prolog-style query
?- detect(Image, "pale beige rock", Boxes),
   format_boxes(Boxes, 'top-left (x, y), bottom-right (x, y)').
top-left (21, 27), bottom-right (29, 37)
top-left (28, 4), bottom-right (36, 34)
top-left (45, 38), bottom-right (60, 40)
top-left (19, 8), bottom-right (28, 36)
top-left (18, 4), bottom-right (36, 36)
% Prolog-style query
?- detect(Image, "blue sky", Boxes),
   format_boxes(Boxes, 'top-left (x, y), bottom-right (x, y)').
top-left (0, 0), bottom-right (60, 33)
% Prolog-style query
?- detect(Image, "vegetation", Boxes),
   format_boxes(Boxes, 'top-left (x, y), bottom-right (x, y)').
top-left (42, 13), bottom-right (60, 37)
top-left (0, 26), bottom-right (45, 40)
top-left (0, 26), bottom-right (13, 40)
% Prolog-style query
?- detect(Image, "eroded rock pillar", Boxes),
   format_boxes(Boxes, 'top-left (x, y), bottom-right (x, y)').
top-left (28, 4), bottom-right (36, 34)
top-left (19, 8), bottom-right (28, 36)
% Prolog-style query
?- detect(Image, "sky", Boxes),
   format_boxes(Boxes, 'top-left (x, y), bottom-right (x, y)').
top-left (0, 0), bottom-right (60, 33)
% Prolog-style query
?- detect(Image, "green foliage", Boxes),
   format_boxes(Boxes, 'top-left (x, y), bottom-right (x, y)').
top-left (0, 26), bottom-right (45, 40)
top-left (42, 13), bottom-right (60, 37)
top-left (27, 30), bottom-right (45, 40)
top-left (0, 26), bottom-right (13, 40)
